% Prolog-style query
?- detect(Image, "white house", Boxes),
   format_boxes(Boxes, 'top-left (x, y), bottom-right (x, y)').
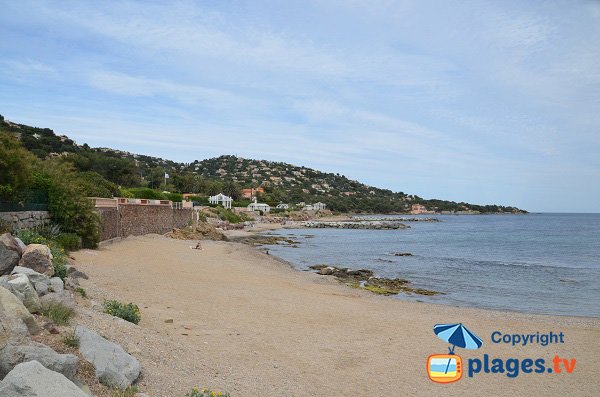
top-left (313, 202), bottom-right (327, 210)
top-left (209, 193), bottom-right (233, 209)
top-left (276, 203), bottom-right (289, 209)
top-left (248, 198), bottom-right (270, 213)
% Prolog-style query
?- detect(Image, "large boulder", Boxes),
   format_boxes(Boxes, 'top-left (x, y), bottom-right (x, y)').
top-left (10, 267), bottom-right (51, 296)
top-left (13, 237), bottom-right (26, 253)
top-left (75, 326), bottom-right (141, 389)
top-left (0, 234), bottom-right (21, 276)
top-left (6, 274), bottom-right (41, 313)
top-left (18, 244), bottom-right (54, 277)
top-left (0, 342), bottom-right (79, 379)
top-left (49, 277), bottom-right (64, 293)
top-left (0, 286), bottom-right (40, 338)
top-left (40, 291), bottom-right (76, 310)
top-left (0, 360), bottom-right (88, 397)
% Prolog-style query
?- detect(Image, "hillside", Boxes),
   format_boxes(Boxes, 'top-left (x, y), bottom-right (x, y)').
top-left (0, 114), bottom-right (525, 214)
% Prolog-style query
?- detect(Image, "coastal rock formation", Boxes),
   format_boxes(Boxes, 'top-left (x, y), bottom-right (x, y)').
top-left (6, 273), bottom-right (41, 313)
top-left (0, 360), bottom-right (88, 397)
top-left (75, 326), bottom-right (141, 389)
top-left (302, 221), bottom-right (409, 230)
top-left (166, 223), bottom-right (227, 241)
top-left (0, 233), bottom-right (21, 275)
top-left (393, 252), bottom-right (413, 256)
top-left (0, 342), bottom-right (79, 380)
top-left (0, 286), bottom-right (40, 337)
top-left (18, 244), bottom-right (54, 277)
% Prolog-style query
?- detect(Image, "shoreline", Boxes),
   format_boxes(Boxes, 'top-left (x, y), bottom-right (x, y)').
top-left (71, 234), bottom-right (599, 396)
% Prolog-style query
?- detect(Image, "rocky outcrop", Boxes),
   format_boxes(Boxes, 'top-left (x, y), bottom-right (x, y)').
top-left (302, 221), bottom-right (409, 230)
top-left (10, 267), bottom-right (51, 296)
top-left (0, 286), bottom-right (40, 337)
top-left (0, 360), bottom-right (88, 397)
top-left (6, 274), bottom-right (41, 313)
top-left (40, 291), bottom-right (76, 310)
top-left (0, 233), bottom-right (21, 276)
top-left (0, 342), bottom-right (79, 380)
top-left (18, 244), bottom-right (54, 277)
top-left (75, 326), bottom-right (141, 389)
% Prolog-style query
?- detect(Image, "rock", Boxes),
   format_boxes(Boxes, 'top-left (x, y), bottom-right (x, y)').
top-left (393, 252), bottom-right (413, 256)
top-left (49, 277), bottom-right (64, 293)
top-left (34, 282), bottom-right (49, 296)
top-left (0, 286), bottom-right (40, 337)
top-left (65, 276), bottom-right (79, 289)
top-left (318, 266), bottom-right (335, 275)
top-left (67, 266), bottom-right (89, 280)
top-left (0, 342), bottom-right (79, 379)
top-left (0, 234), bottom-right (21, 276)
top-left (18, 244), bottom-right (54, 277)
top-left (164, 318), bottom-right (174, 323)
top-left (11, 266), bottom-right (50, 285)
top-left (6, 274), bottom-right (41, 313)
top-left (40, 291), bottom-right (76, 310)
top-left (13, 237), bottom-right (27, 253)
top-left (75, 326), bottom-right (141, 389)
top-left (0, 360), bottom-right (88, 396)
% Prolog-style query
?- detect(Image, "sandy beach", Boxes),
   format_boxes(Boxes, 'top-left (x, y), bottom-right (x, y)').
top-left (71, 234), bottom-right (600, 397)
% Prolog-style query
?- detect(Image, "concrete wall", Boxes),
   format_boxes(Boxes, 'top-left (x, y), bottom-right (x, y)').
top-left (0, 211), bottom-right (51, 231)
top-left (96, 205), bottom-right (193, 240)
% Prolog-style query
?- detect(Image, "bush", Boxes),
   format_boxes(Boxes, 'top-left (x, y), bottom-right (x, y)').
top-left (103, 300), bottom-right (141, 324)
top-left (112, 386), bottom-right (139, 397)
top-left (216, 208), bottom-right (243, 224)
top-left (187, 387), bottom-right (230, 397)
top-left (75, 287), bottom-right (87, 298)
top-left (41, 302), bottom-right (75, 326)
top-left (63, 332), bottom-right (80, 348)
top-left (55, 233), bottom-right (80, 251)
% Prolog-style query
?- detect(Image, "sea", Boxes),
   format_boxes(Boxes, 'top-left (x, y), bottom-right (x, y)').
top-left (261, 213), bottom-right (600, 317)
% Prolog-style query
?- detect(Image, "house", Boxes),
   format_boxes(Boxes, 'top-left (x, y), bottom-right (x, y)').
top-left (241, 187), bottom-right (264, 199)
top-left (410, 204), bottom-right (427, 214)
top-left (276, 203), bottom-right (289, 209)
top-left (312, 202), bottom-right (327, 211)
top-left (209, 193), bottom-right (233, 209)
top-left (247, 199), bottom-right (270, 213)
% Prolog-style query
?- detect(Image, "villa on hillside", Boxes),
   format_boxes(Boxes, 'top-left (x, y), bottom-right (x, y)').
top-left (247, 198), bottom-right (270, 213)
top-left (209, 193), bottom-right (233, 209)
top-left (276, 203), bottom-right (289, 209)
top-left (303, 202), bottom-right (327, 211)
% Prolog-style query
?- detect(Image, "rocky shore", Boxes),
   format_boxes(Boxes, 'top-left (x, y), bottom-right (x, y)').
top-left (301, 220), bottom-right (409, 230)
top-left (0, 232), bottom-right (144, 396)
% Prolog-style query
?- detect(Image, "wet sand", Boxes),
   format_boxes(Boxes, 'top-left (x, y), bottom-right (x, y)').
top-left (72, 234), bottom-right (599, 397)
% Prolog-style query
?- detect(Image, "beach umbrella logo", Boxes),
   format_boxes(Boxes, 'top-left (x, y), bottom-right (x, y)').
top-left (427, 323), bottom-right (483, 383)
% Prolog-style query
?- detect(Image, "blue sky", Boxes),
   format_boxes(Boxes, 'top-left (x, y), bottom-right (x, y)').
top-left (1, 1), bottom-right (599, 212)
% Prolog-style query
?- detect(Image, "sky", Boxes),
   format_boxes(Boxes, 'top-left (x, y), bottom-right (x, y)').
top-left (1, 1), bottom-right (599, 212)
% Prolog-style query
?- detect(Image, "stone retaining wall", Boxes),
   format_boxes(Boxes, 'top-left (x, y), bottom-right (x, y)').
top-left (96, 205), bottom-right (193, 240)
top-left (0, 211), bottom-right (51, 231)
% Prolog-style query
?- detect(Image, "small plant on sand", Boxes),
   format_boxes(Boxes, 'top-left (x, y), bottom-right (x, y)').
top-left (41, 302), bottom-right (75, 326)
top-left (187, 387), bottom-right (230, 397)
top-left (75, 287), bottom-right (87, 298)
top-left (63, 331), bottom-right (80, 348)
top-left (104, 300), bottom-right (141, 324)
top-left (112, 386), bottom-right (139, 397)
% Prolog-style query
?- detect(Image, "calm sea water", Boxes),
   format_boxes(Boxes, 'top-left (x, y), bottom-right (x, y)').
top-left (263, 213), bottom-right (600, 317)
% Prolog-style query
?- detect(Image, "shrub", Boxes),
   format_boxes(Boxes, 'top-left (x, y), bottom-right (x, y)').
top-left (103, 300), bottom-right (141, 324)
top-left (75, 287), bottom-right (87, 298)
top-left (63, 332), bottom-right (80, 348)
top-left (55, 233), bottom-right (80, 251)
top-left (187, 387), bottom-right (230, 397)
top-left (112, 386), bottom-right (139, 397)
top-left (41, 302), bottom-right (75, 326)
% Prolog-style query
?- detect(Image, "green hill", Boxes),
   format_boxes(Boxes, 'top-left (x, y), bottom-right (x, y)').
top-left (0, 114), bottom-right (525, 214)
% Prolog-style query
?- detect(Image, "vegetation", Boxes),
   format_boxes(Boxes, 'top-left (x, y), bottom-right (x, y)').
top-left (63, 331), bottom-right (80, 348)
top-left (0, 114), bottom-right (526, 214)
top-left (103, 300), bottom-right (141, 324)
top-left (75, 287), bottom-right (87, 298)
top-left (14, 229), bottom-right (69, 279)
top-left (112, 386), bottom-right (139, 397)
top-left (55, 232), bottom-right (80, 251)
top-left (187, 387), bottom-right (230, 397)
top-left (40, 302), bottom-right (75, 326)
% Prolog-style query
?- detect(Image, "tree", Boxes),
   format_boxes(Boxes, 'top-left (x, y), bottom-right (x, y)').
top-left (0, 132), bottom-right (38, 199)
